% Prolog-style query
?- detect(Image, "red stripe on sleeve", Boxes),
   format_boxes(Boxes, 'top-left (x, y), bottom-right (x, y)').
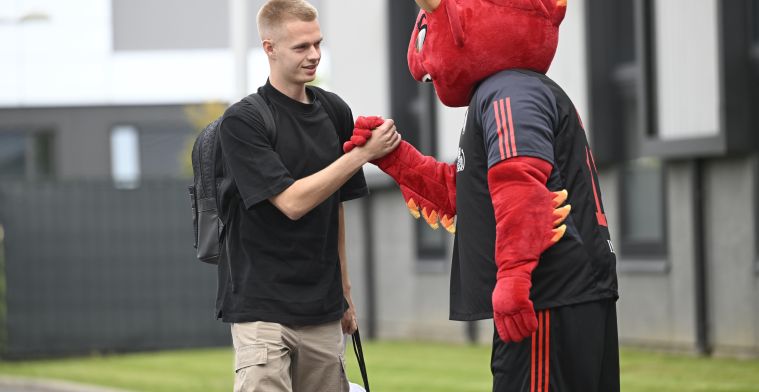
top-left (493, 101), bottom-right (506, 160)
top-left (506, 97), bottom-right (518, 157)
top-left (498, 99), bottom-right (512, 159)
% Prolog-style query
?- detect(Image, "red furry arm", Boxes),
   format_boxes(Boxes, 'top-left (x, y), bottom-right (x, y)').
top-left (488, 156), bottom-right (568, 343)
top-left (375, 141), bottom-right (457, 232)
top-left (345, 117), bottom-right (457, 232)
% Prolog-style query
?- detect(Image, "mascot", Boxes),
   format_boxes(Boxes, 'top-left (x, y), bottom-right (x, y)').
top-left (345, 0), bottom-right (620, 390)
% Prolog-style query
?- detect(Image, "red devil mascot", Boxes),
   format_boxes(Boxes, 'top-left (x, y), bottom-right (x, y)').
top-left (345, 0), bottom-right (620, 390)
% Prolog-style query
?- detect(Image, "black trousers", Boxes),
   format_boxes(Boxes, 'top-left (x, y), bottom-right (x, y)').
top-left (491, 299), bottom-right (620, 392)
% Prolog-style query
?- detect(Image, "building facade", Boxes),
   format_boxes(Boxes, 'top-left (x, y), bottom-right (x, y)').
top-left (1, 0), bottom-right (758, 357)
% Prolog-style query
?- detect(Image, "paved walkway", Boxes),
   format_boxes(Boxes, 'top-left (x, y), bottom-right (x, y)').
top-left (0, 378), bottom-right (129, 392)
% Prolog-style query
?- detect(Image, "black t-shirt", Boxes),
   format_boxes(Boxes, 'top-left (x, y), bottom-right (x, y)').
top-left (450, 69), bottom-right (618, 321)
top-left (216, 81), bottom-right (368, 325)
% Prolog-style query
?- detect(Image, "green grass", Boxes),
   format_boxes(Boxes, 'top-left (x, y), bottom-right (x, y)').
top-left (0, 343), bottom-right (758, 391)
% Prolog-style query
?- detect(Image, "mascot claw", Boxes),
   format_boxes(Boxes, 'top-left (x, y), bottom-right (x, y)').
top-left (406, 197), bottom-right (457, 234)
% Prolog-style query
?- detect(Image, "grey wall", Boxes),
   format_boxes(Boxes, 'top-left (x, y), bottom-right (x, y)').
top-left (0, 180), bottom-right (226, 359)
top-left (112, 0), bottom-right (325, 51)
top-left (0, 105), bottom-right (197, 180)
top-left (602, 156), bottom-right (759, 356)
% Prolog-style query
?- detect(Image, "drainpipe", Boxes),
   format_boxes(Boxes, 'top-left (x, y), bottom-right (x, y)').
top-left (693, 158), bottom-right (711, 356)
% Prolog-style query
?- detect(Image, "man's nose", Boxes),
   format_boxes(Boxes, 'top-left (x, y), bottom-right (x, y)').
top-left (307, 46), bottom-right (320, 60)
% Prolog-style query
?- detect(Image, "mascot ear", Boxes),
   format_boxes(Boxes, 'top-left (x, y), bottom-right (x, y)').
top-left (415, 0), bottom-right (441, 12)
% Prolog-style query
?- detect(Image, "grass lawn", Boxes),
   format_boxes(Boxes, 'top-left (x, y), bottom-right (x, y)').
top-left (0, 342), bottom-right (758, 391)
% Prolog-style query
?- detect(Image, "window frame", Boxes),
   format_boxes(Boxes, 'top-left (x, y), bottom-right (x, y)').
top-left (587, 0), bottom-right (668, 261)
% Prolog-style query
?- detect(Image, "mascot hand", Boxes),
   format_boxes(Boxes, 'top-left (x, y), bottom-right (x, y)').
top-left (492, 269), bottom-right (538, 343)
top-left (343, 116), bottom-right (384, 153)
top-left (345, 117), bottom-right (458, 233)
top-left (489, 157), bottom-right (570, 343)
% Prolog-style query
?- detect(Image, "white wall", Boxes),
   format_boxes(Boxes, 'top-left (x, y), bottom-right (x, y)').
top-left (654, 0), bottom-right (720, 140)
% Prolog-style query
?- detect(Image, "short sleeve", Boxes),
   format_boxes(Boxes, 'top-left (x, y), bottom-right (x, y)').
top-left (479, 75), bottom-right (557, 169)
top-left (219, 113), bottom-right (294, 209)
top-left (335, 106), bottom-right (369, 202)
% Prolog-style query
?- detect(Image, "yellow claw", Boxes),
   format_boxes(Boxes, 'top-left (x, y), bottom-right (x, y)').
top-left (422, 208), bottom-right (440, 230)
top-left (441, 215), bottom-right (456, 234)
top-left (407, 198), bottom-right (421, 219)
top-left (551, 224), bottom-right (567, 243)
top-left (552, 189), bottom-right (568, 208)
top-left (553, 204), bottom-right (571, 226)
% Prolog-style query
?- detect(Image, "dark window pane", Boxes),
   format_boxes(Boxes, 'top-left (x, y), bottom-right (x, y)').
top-left (622, 158), bottom-right (664, 246)
top-left (417, 220), bottom-right (447, 260)
top-left (612, 0), bottom-right (636, 64)
top-left (32, 132), bottom-right (55, 179)
top-left (0, 134), bottom-right (26, 179)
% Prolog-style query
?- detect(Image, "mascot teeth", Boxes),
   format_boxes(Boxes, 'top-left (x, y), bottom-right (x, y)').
top-left (422, 74), bottom-right (432, 82)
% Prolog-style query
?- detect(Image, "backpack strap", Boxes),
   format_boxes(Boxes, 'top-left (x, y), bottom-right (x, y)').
top-left (310, 86), bottom-right (351, 143)
top-left (243, 93), bottom-right (277, 143)
top-left (352, 329), bottom-right (370, 391)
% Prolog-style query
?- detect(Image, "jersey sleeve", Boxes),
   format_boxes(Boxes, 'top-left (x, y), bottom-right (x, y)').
top-left (218, 112), bottom-right (294, 209)
top-left (479, 75), bottom-right (557, 169)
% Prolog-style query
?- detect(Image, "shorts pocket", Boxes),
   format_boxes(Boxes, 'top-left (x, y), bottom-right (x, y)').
top-left (235, 343), bottom-right (268, 372)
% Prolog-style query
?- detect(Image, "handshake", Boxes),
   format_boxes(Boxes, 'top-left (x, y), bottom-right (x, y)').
top-left (342, 116), bottom-right (401, 163)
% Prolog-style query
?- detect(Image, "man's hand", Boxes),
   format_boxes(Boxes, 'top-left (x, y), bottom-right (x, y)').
top-left (341, 295), bottom-right (358, 334)
top-left (352, 118), bottom-right (400, 162)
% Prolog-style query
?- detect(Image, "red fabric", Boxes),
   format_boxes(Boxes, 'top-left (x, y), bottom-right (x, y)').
top-left (375, 140), bottom-right (457, 231)
top-left (488, 156), bottom-right (561, 343)
top-left (344, 117), bottom-right (457, 231)
top-left (407, 0), bottom-right (566, 107)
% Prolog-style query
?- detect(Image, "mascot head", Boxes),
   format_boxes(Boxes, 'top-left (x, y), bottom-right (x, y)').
top-left (408, 0), bottom-right (567, 107)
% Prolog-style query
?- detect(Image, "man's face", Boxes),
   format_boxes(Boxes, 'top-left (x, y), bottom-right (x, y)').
top-left (267, 19), bottom-right (322, 86)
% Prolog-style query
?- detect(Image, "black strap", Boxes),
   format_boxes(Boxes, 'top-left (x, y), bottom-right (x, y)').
top-left (243, 93), bottom-right (277, 142)
top-left (352, 329), bottom-right (370, 391)
top-left (311, 86), bottom-right (350, 144)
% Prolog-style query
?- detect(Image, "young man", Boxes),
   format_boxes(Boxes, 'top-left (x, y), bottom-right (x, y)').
top-left (215, 1), bottom-right (400, 391)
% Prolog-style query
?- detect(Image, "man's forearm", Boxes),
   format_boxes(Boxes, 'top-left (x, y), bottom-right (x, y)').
top-left (270, 149), bottom-right (370, 220)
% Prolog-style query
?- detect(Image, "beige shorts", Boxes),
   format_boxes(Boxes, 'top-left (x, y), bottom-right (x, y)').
top-left (231, 320), bottom-right (349, 392)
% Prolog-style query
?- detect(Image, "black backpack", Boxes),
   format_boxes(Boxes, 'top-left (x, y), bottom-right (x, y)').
top-left (188, 86), bottom-right (349, 264)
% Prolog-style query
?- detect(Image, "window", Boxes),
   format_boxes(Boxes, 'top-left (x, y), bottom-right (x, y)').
top-left (0, 134), bottom-right (27, 179)
top-left (110, 125), bottom-right (141, 189)
top-left (620, 158), bottom-right (666, 257)
top-left (587, 0), bottom-right (666, 259)
top-left (0, 131), bottom-right (56, 180)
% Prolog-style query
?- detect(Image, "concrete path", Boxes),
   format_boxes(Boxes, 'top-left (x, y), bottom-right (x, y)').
top-left (0, 378), bottom-right (130, 392)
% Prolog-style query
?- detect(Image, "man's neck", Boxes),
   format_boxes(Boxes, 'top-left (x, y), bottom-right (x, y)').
top-left (269, 76), bottom-right (310, 104)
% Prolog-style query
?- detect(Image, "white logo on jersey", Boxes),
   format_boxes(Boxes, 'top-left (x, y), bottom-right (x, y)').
top-left (607, 240), bottom-right (616, 254)
top-left (457, 148), bottom-right (466, 172)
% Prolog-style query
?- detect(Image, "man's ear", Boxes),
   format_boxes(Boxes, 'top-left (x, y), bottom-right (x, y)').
top-left (415, 0), bottom-right (441, 12)
top-left (262, 40), bottom-right (275, 59)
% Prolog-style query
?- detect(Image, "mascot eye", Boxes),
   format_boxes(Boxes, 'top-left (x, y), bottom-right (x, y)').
top-left (416, 27), bottom-right (427, 53)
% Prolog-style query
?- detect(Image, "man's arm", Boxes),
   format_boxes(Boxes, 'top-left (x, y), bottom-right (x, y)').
top-left (338, 203), bottom-right (358, 334)
top-left (269, 119), bottom-right (399, 220)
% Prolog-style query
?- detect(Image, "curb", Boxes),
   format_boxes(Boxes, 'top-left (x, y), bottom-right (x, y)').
top-left (0, 377), bottom-right (131, 392)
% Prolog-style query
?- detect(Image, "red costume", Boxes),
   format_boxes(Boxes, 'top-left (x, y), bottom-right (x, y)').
top-left (345, 1), bottom-right (620, 390)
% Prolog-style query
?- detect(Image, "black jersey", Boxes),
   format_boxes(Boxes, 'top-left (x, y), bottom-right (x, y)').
top-left (450, 69), bottom-right (618, 321)
top-left (216, 81), bottom-right (368, 325)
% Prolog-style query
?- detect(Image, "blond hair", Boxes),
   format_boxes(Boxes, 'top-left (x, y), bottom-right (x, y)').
top-left (257, 0), bottom-right (318, 40)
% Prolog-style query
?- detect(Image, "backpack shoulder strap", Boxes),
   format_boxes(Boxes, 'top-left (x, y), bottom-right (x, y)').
top-left (310, 86), bottom-right (351, 140)
top-left (242, 93), bottom-right (276, 143)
